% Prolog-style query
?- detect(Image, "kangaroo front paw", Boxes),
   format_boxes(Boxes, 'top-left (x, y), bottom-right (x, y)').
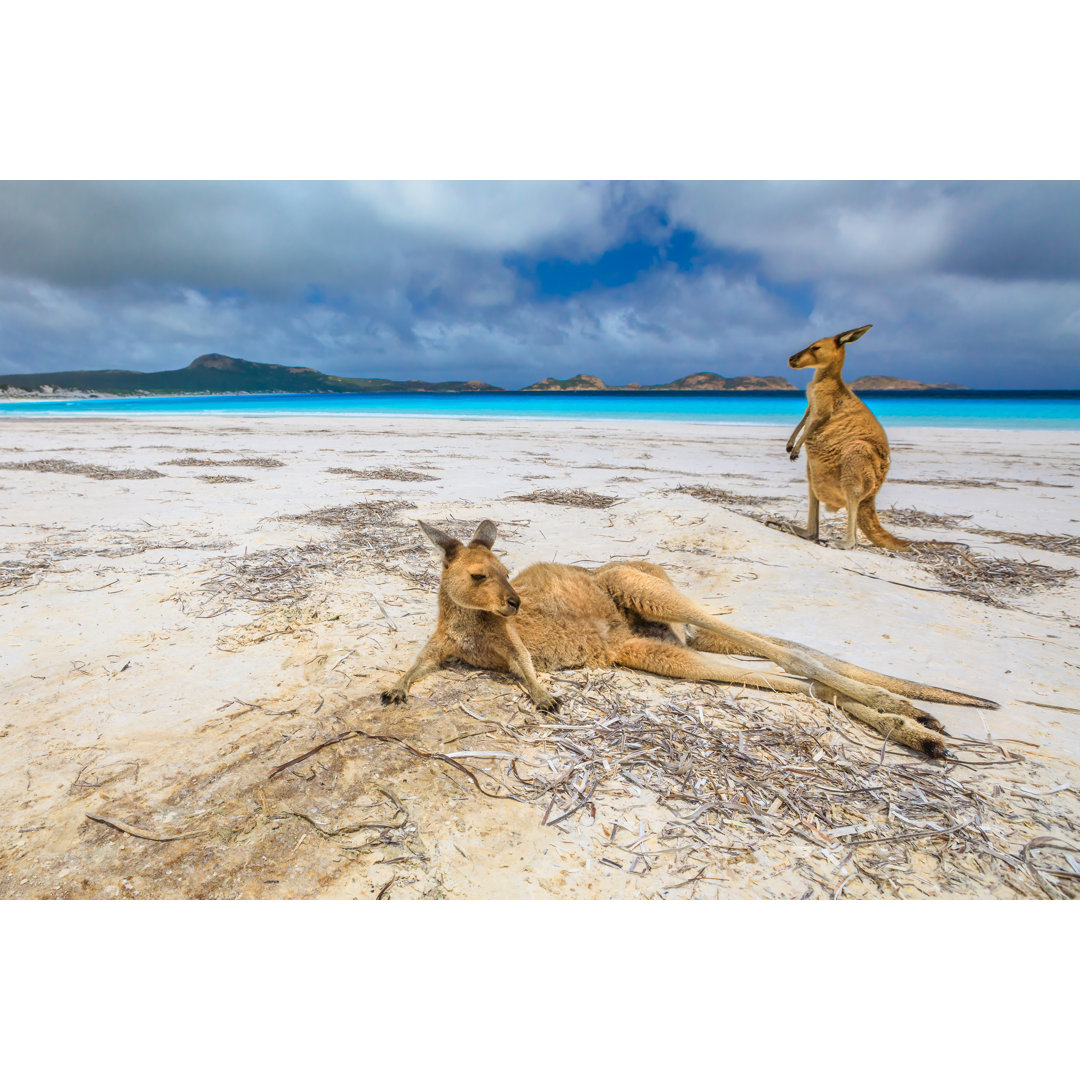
top-left (381, 687), bottom-right (407, 705)
top-left (788, 448), bottom-right (800, 461)
top-left (534, 692), bottom-right (562, 714)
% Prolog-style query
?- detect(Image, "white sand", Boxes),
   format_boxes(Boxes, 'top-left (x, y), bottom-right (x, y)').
top-left (2, 414), bottom-right (1078, 898)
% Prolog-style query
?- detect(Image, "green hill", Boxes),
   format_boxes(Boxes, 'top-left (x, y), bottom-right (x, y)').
top-left (0, 354), bottom-right (504, 394)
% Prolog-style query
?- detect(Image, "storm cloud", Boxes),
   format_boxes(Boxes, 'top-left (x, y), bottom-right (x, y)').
top-left (1, 180), bottom-right (1077, 387)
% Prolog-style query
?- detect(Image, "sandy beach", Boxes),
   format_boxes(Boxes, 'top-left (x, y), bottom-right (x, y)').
top-left (2, 414), bottom-right (1078, 899)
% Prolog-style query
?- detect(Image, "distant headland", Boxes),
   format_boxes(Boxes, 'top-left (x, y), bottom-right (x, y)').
top-left (0, 353), bottom-right (968, 399)
top-left (848, 376), bottom-right (969, 391)
top-left (521, 372), bottom-right (796, 391)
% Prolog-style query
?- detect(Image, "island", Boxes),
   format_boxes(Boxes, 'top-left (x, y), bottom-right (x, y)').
top-left (522, 372), bottom-right (797, 391)
top-left (0, 353), bottom-right (970, 399)
top-left (849, 376), bottom-right (969, 391)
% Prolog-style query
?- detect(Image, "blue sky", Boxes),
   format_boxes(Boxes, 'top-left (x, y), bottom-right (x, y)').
top-left (1, 181), bottom-right (1078, 388)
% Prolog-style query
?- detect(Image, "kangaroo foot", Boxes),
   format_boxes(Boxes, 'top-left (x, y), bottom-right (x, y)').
top-left (824, 537), bottom-right (859, 550)
top-left (915, 713), bottom-right (948, 733)
top-left (532, 692), bottom-right (563, 714)
top-left (812, 682), bottom-right (950, 757)
top-left (766, 519), bottom-right (820, 541)
top-left (381, 687), bottom-right (407, 705)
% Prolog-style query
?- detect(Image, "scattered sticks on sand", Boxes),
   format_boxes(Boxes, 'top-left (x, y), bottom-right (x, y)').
top-left (672, 484), bottom-right (764, 509)
top-left (323, 466), bottom-right (436, 482)
top-left (161, 456), bottom-right (285, 468)
top-left (489, 675), bottom-right (1079, 898)
top-left (674, 487), bottom-right (1075, 606)
top-left (979, 530), bottom-right (1080, 557)
top-left (183, 502), bottom-right (534, 619)
top-left (891, 477), bottom-right (1011, 489)
top-left (277, 499), bottom-right (421, 536)
top-left (1, 556), bottom-right (54, 594)
top-left (1, 529), bottom-right (225, 595)
top-left (900, 546), bottom-right (1077, 606)
top-left (510, 488), bottom-right (620, 509)
top-left (272, 673), bottom-right (1080, 899)
top-left (881, 506), bottom-right (972, 529)
top-left (0, 458), bottom-right (164, 480)
top-left (184, 501), bottom-right (429, 614)
top-left (895, 477), bottom-right (1071, 490)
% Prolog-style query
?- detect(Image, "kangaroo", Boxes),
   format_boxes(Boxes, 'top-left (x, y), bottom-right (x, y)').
top-left (781, 325), bottom-right (909, 550)
top-left (381, 520), bottom-right (998, 757)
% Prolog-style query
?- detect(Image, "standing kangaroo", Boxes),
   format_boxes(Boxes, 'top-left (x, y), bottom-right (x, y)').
top-left (783, 325), bottom-right (909, 550)
top-left (382, 520), bottom-right (997, 757)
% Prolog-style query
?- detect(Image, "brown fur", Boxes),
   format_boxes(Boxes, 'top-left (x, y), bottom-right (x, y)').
top-left (382, 522), bottom-right (999, 757)
top-left (780, 325), bottom-right (909, 550)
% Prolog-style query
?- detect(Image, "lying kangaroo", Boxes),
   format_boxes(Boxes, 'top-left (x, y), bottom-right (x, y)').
top-left (381, 520), bottom-right (997, 756)
top-left (781, 324), bottom-right (910, 550)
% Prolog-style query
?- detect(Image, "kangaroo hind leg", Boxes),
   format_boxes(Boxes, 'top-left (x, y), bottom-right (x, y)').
top-left (687, 627), bottom-right (760, 658)
top-left (830, 445), bottom-right (878, 550)
top-left (613, 637), bottom-right (808, 695)
top-left (594, 564), bottom-right (941, 726)
top-left (595, 560), bottom-right (687, 644)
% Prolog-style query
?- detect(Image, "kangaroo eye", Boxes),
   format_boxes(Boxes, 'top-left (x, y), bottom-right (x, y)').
top-left (471, 573), bottom-right (486, 582)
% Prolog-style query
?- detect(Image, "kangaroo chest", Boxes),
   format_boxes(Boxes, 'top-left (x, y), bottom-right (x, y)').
top-left (443, 612), bottom-right (515, 672)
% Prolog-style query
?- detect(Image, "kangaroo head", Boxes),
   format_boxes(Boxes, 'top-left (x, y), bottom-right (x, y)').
top-left (788, 324), bottom-right (872, 371)
top-left (419, 519), bottom-right (521, 616)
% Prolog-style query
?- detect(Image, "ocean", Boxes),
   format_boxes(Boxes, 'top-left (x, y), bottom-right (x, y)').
top-left (2, 390), bottom-right (1080, 429)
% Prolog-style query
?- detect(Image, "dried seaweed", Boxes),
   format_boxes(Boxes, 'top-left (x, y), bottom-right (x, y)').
top-left (510, 488), bottom-right (620, 509)
top-left (1, 530), bottom-right (224, 595)
top-left (0, 458), bottom-right (164, 480)
top-left (901, 546), bottom-right (1077, 606)
top-left (0, 556), bottom-right (54, 593)
top-left (275, 672), bottom-right (1080, 898)
top-left (882, 506), bottom-right (972, 529)
top-left (891, 477), bottom-right (1010, 489)
top-left (746, 503), bottom-right (1074, 606)
top-left (979, 530), bottom-right (1080, 557)
top-left (671, 484), bottom-right (764, 509)
top-left (893, 477), bottom-right (1071, 490)
top-left (161, 457), bottom-right (284, 468)
top-left (494, 676), bottom-right (1080, 898)
top-left (323, 466), bottom-right (436, 482)
top-left (277, 499), bottom-right (419, 535)
top-left (176, 501), bottom-right (432, 614)
top-left (198, 474), bottom-right (254, 484)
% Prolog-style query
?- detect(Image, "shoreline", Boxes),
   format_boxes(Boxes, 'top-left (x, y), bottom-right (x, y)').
top-left (4, 388), bottom-right (1079, 435)
top-left (3, 406), bottom-right (1080, 432)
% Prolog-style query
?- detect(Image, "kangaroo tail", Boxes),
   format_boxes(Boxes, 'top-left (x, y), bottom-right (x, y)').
top-left (857, 499), bottom-right (911, 551)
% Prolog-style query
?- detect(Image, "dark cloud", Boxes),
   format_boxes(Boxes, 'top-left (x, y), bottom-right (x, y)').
top-left (939, 182), bottom-right (1080, 281)
top-left (0, 181), bottom-right (1078, 387)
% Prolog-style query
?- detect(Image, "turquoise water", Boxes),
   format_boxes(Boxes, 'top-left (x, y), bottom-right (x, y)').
top-left (2, 390), bottom-right (1080, 428)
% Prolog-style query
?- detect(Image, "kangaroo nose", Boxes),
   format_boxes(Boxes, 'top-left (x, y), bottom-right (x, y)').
top-left (507, 595), bottom-right (520, 610)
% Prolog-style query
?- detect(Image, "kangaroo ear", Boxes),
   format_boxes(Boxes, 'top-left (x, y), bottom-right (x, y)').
top-left (419, 520), bottom-right (462, 557)
top-left (470, 520), bottom-right (498, 549)
top-left (835, 324), bottom-right (872, 347)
